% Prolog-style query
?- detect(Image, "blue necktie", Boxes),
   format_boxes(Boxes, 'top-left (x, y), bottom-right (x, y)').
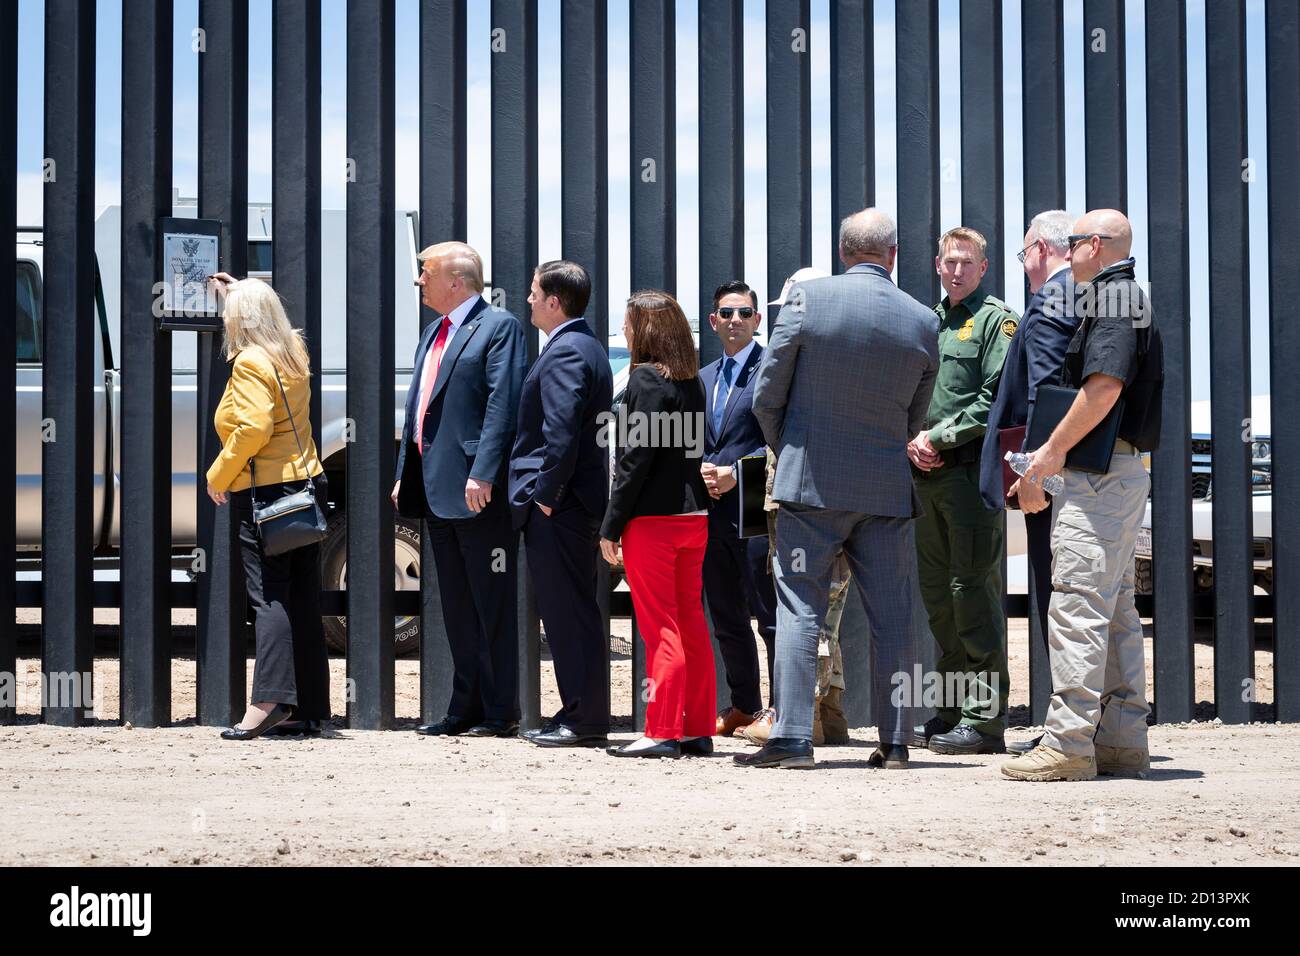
top-left (713, 357), bottom-right (735, 432)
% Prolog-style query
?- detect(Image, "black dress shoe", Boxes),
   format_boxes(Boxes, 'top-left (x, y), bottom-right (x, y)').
top-left (522, 718), bottom-right (561, 740)
top-left (1007, 733), bottom-right (1043, 756)
top-left (681, 736), bottom-right (714, 756)
top-left (908, 716), bottom-right (955, 749)
top-left (928, 724), bottom-right (1006, 755)
top-left (733, 737), bottom-right (814, 769)
top-left (465, 719), bottom-right (520, 738)
top-left (529, 725), bottom-right (608, 747)
top-left (416, 716), bottom-right (477, 736)
top-left (867, 743), bottom-right (909, 769)
top-left (265, 719), bottom-right (323, 738)
top-left (220, 704), bottom-right (293, 741)
top-left (606, 739), bottom-right (682, 759)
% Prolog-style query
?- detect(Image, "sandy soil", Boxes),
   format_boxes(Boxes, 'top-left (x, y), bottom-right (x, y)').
top-left (2, 621), bottom-right (1295, 866)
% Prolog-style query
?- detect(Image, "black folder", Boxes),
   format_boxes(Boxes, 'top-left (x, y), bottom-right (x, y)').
top-left (736, 454), bottom-right (770, 538)
top-left (1026, 384), bottom-right (1125, 475)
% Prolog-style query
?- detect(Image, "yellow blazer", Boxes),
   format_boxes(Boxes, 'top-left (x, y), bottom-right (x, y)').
top-left (205, 345), bottom-right (324, 493)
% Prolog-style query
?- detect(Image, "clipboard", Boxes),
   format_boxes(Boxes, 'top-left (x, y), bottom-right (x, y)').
top-left (736, 454), bottom-right (769, 538)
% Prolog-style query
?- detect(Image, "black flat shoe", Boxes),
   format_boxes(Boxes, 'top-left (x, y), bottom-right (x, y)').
top-left (733, 737), bottom-right (814, 769)
top-left (221, 704), bottom-right (293, 741)
top-left (606, 739), bottom-right (682, 759)
top-left (265, 719), bottom-right (323, 738)
top-left (927, 724), bottom-right (1005, 755)
top-left (416, 716), bottom-right (477, 736)
top-left (528, 726), bottom-right (608, 747)
top-left (867, 743), bottom-right (909, 769)
top-left (522, 718), bottom-right (561, 740)
top-left (465, 719), bottom-right (519, 738)
top-left (681, 737), bottom-right (714, 756)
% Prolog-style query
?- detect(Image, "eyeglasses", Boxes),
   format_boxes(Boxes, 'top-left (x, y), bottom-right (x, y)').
top-left (1066, 233), bottom-right (1112, 250)
top-left (717, 306), bottom-right (756, 319)
top-left (1015, 240), bottom-right (1041, 265)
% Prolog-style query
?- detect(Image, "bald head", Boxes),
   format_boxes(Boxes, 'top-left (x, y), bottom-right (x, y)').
top-left (839, 207), bottom-right (898, 271)
top-left (1070, 209), bottom-right (1132, 281)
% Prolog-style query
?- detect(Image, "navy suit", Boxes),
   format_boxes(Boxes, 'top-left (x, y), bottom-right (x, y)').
top-left (699, 343), bottom-right (778, 715)
top-left (396, 296), bottom-right (527, 723)
top-left (978, 268), bottom-right (1081, 651)
top-left (508, 320), bottom-right (614, 734)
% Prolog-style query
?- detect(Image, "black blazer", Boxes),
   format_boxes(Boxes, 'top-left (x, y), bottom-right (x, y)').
top-left (600, 364), bottom-right (710, 541)
top-left (507, 320), bottom-right (614, 529)
top-left (699, 343), bottom-right (767, 533)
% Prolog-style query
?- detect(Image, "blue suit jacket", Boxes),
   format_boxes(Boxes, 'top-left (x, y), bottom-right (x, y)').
top-left (978, 269), bottom-right (1083, 509)
top-left (395, 297), bottom-right (528, 520)
top-left (700, 343), bottom-right (767, 533)
top-left (507, 320), bottom-right (614, 529)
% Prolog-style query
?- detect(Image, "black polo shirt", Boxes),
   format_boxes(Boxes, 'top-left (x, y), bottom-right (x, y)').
top-left (1062, 258), bottom-right (1164, 452)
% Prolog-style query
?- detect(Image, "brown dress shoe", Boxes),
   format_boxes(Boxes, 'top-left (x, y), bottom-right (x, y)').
top-left (739, 708), bottom-right (775, 745)
top-left (715, 707), bottom-right (755, 737)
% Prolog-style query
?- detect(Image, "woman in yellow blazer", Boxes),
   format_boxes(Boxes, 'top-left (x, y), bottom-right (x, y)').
top-left (205, 274), bottom-right (328, 740)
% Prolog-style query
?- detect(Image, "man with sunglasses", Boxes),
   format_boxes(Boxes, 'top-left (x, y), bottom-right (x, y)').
top-left (699, 280), bottom-right (779, 741)
top-left (909, 226), bottom-right (1018, 756)
top-left (1002, 209), bottom-right (1163, 782)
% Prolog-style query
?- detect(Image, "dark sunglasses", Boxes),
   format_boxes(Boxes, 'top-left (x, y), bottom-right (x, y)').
top-left (1067, 232), bottom-right (1112, 249)
top-left (717, 306), bottom-right (756, 319)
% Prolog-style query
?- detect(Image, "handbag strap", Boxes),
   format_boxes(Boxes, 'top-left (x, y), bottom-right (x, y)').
top-left (248, 363), bottom-right (314, 507)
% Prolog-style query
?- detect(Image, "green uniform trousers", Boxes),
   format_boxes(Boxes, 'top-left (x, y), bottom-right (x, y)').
top-left (914, 461), bottom-right (1007, 734)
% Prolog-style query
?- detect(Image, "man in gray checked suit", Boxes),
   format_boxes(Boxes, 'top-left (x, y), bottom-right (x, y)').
top-left (735, 208), bottom-right (939, 770)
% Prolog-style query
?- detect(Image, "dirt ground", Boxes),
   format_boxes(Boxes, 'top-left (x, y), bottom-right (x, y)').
top-left (3, 620), bottom-right (1297, 866)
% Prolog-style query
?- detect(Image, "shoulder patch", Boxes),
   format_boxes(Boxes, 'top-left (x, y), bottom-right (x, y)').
top-left (1001, 318), bottom-right (1018, 339)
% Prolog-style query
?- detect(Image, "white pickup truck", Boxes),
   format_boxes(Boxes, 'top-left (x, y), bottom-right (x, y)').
top-left (1133, 396), bottom-right (1273, 596)
top-left (17, 202), bottom-right (635, 657)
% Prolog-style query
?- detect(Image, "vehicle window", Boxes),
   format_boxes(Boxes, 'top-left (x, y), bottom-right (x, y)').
top-left (16, 260), bottom-right (41, 363)
top-left (608, 345), bottom-right (630, 378)
top-left (248, 239), bottom-right (273, 274)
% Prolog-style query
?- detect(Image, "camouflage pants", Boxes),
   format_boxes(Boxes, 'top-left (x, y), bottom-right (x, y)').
top-left (767, 507), bottom-right (846, 702)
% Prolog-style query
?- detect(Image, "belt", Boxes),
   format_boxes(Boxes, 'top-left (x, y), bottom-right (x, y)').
top-left (937, 441), bottom-right (982, 467)
top-left (1115, 438), bottom-right (1141, 456)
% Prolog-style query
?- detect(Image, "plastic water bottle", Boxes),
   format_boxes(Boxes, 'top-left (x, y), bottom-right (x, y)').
top-left (1005, 451), bottom-right (1065, 496)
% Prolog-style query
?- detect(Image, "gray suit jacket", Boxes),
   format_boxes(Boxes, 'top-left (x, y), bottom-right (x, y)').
top-left (751, 262), bottom-right (940, 517)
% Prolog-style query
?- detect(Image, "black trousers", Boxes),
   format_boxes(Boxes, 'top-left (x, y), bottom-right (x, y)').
top-left (1025, 505), bottom-right (1054, 651)
top-left (426, 500), bottom-right (520, 723)
top-left (523, 499), bottom-right (608, 734)
top-left (702, 509), bottom-right (777, 714)
top-left (233, 476), bottom-right (331, 719)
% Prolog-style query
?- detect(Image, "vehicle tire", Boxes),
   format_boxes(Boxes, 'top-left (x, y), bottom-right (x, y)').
top-left (1134, 557), bottom-right (1153, 596)
top-left (320, 510), bottom-right (423, 657)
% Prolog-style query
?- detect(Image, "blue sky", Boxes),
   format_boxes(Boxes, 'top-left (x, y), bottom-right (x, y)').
top-left (14, 0), bottom-right (1276, 402)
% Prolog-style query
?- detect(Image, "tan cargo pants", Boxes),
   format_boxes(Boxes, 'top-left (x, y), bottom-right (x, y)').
top-left (1041, 441), bottom-right (1151, 756)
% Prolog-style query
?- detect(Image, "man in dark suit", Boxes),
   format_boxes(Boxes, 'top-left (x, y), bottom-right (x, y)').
top-left (698, 280), bottom-right (778, 739)
top-left (977, 210), bottom-right (1082, 755)
top-left (393, 241), bottom-right (527, 738)
top-left (508, 261), bottom-right (614, 747)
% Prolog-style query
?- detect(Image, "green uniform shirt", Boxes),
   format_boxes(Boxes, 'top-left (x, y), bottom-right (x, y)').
top-left (924, 285), bottom-right (1018, 450)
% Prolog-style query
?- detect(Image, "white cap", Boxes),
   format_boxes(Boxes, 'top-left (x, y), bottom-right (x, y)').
top-left (771, 266), bottom-right (831, 306)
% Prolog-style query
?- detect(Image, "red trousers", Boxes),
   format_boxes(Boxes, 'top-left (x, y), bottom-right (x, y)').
top-left (621, 514), bottom-right (715, 739)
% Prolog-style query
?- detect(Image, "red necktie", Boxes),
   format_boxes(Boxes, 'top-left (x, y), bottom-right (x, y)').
top-left (415, 317), bottom-right (451, 455)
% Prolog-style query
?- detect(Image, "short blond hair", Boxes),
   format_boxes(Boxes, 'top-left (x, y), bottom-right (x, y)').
top-left (417, 241), bottom-right (485, 292)
top-left (937, 226), bottom-right (988, 260)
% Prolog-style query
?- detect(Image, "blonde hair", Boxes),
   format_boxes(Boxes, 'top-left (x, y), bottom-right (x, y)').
top-left (937, 226), bottom-right (988, 260)
top-left (220, 278), bottom-right (312, 380)
top-left (418, 241), bottom-right (485, 292)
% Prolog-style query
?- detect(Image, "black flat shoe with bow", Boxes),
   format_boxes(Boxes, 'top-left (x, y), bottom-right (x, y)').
top-left (220, 704), bottom-right (293, 741)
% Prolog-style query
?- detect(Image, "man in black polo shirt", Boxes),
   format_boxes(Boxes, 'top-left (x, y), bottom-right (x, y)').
top-left (1000, 208), bottom-right (1163, 783)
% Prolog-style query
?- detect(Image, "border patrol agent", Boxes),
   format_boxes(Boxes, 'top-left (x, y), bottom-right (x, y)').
top-left (909, 226), bottom-right (1016, 755)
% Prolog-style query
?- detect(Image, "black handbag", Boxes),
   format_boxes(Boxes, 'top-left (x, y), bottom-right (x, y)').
top-left (249, 367), bottom-right (327, 556)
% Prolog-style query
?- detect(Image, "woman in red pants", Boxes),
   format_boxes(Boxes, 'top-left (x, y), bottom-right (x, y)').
top-left (600, 290), bottom-right (714, 759)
